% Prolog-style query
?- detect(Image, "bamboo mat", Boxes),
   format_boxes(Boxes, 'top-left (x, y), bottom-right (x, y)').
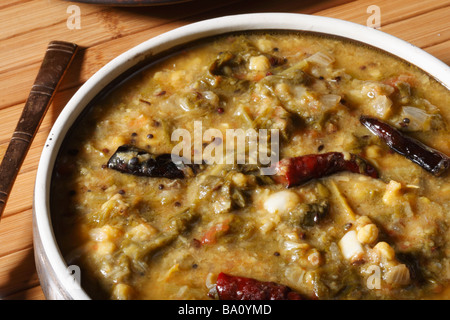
top-left (0, 0), bottom-right (448, 300)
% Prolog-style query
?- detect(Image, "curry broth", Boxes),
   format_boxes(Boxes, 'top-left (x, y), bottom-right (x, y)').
top-left (51, 31), bottom-right (450, 300)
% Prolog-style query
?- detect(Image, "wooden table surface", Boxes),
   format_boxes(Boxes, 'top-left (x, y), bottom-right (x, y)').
top-left (0, 0), bottom-right (448, 300)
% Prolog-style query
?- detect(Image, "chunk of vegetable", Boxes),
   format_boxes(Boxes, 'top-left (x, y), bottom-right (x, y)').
top-left (136, 209), bottom-right (199, 259)
top-left (382, 180), bottom-right (403, 205)
top-left (301, 200), bottom-right (330, 227)
top-left (339, 230), bottom-right (364, 262)
top-left (371, 95), bottom-right (393, 119)
top-left (385, 264), bottom-right (411, 286)
top-left (356, 224), bottom-right (378, 245)
top-left (306, 52), bottom-right (335, 66)
top-left (263, 190), bottom-right (300, 215)
top-left (400, 106), bottom-right (433, 131)
top-left (249, 55), bottom-right (271, 72)
top-left (373, 241), bottom-right (395, 261)
top-left (200, 220), bottom-right (230, 245)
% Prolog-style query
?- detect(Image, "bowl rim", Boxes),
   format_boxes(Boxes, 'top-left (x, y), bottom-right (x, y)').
top-left (33, 12), bottom-right (450, 300)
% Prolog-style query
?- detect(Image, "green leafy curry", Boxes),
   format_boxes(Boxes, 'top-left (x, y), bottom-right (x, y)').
top-left (51, 32), bottom-right (450, 300)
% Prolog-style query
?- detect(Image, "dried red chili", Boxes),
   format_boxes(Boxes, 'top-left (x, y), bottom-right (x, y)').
top-left (107, 144), bottom-right (185, 179)
top-left (274, 152), bottom-right (378, 187)
top-left (213, 272), bottom-right (303, 300)
top-left (360, 116), bottom-right (450, 176)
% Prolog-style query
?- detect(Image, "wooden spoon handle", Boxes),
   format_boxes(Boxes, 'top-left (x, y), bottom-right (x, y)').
top-left (0, 41), bottom-right (78, 220)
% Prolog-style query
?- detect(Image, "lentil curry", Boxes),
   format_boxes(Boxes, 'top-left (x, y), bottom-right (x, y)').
top-left (51, 32), bottom-right (450, 300)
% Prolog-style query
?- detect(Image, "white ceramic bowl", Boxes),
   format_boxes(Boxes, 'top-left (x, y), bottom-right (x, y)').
top-left (33, 12), bottom-right (450, 300)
